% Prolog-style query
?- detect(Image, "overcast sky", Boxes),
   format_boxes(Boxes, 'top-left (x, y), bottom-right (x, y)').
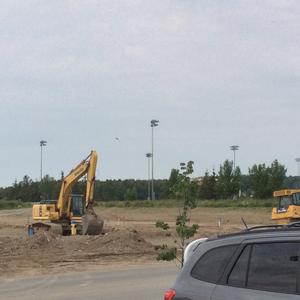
top-left (0, 0), bottom-right (300, 187)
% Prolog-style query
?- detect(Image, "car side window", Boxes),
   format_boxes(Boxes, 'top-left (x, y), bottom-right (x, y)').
top-left (227, 242), bottom-right (300, 294)
top-left (227, 245), bottom-right (251, 287)
top-left (191, 245), bottom-right (238, 284)
top-left (247, 242), bottom-right (299, 294)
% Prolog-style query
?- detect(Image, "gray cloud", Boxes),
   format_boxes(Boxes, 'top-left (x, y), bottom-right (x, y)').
top-left (0, 1), bottom-right (300, 186)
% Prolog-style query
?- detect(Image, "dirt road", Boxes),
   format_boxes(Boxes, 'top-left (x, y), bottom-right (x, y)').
top-left (0, 264), bottom-right (178, 300)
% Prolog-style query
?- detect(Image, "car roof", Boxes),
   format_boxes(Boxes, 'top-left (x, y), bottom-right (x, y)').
top-left (207, 223), bottom-right (300, 243)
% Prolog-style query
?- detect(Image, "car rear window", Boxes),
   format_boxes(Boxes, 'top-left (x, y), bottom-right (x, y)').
top-left (191, 244), bottom-right (238, 283)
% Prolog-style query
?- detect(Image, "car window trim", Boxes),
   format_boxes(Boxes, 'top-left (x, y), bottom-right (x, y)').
top-left (218, 242), bottom-right (247, 286)
top-left (244, 244), bottom-right (253, 287)
top-left (221, 243), bottom-right (252, 288)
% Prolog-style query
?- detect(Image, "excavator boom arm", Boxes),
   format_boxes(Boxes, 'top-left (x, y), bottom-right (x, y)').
top-left (57, 150), bottom-right (98, 217)
top-left (85, 151), bottom-right (97, 208)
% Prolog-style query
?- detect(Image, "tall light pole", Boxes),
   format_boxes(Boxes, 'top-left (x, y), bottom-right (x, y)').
top-left (40, 140), bottom-right (47, 181)
top-left (295, 158), bottom-right (300, 188)
top-left (146, 153), bottom-right (152, 200)
top-left (230, 145), bottom-right (239, 170)
top-left (151, 119), bottom-right (159, 200)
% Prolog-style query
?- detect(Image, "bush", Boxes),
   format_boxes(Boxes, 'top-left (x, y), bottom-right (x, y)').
top-left (197, 198), bottom-right (274, 208)
top-left (0, 200), bottom-right (32, 210)
top-left (96, 199), bottom-right (183, 208)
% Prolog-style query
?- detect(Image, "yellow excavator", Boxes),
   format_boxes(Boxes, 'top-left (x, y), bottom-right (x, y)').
top-left (32, 150), bottom-right (104, 235)
top-left (271, 189), bottom-right (300, 224)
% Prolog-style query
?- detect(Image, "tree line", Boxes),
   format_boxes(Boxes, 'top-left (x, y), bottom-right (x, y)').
top-left (195, 159), bottom-right (291, 200)
top-left (0, 159), bottom-right (298, 202)
top-left (0, 175), bottom-right (170, 202)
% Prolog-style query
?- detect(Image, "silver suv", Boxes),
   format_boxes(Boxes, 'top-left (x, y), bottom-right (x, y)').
top-left (165, 224), bottom-right (300, 300)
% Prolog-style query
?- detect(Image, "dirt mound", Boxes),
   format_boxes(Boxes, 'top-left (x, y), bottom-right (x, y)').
top-left (0, 229), bottom-right (154, 258)
top-left (0, 231), bottom-right (61, 257)
top-left (26, 231), bottom-right (60, 248)
top-left (82, 229), bottom-right (153, 255)
top-left (0, 228), bottom-right (156, 277)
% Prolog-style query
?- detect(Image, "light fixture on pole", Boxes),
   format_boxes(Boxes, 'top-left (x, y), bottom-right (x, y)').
top-left (40, 140), bottom-right (47, 181)
top-left (230, 145), bottom-right (239, 170)
top-left (150, 119), bottom-right (159, 200)
top-left (146, 153), bottom-right (152, 200)
top-left (180, 162), bottom-right (186, 171)
top-left (295, 158), bottom-right (300, 188)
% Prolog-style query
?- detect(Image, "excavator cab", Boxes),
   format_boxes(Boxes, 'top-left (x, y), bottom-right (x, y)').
top-left (70, 194), bottom-right (85, 217)
top-left (272, 189), bottom-right (300, 224)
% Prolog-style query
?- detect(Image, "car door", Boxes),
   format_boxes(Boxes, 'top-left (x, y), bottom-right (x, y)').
top-left (211, 239), bottom-right (300, 300)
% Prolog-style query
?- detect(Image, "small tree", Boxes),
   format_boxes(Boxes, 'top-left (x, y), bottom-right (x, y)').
top-left (249, 163), bottom-right (270, 198)
top-left (249, 160), bottom-right (287, 198)
top-left (156, 161), bottom-right (199, 267)
top-left (199, 170), bottom-right (217, 199)
top-left (124, 187), bottom-right (138, 200)
top-left (216, 160), bottom-right (241, 199)
top-left (168, 168), bottom-right (180, 198)
top-left (269, 159), bottom-right (287, 191)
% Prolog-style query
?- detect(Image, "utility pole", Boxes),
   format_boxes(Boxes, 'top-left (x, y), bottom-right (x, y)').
top-left (40, 140), bottom-right (47, 181)
top-left (230, 145), bottom-right (239, 170)
top-left (146, 153), bottom-right (152, 200)
top-left (150, 119), bottom-right (159, 200)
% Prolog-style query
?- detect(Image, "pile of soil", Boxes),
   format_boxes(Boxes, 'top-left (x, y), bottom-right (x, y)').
top-left (1, 229), bottom-right (154, 255)
top-left (0, 229), bottom-right (156, 277)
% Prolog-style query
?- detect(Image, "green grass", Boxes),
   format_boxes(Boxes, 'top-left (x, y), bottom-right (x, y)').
top-left (0, 200), bottom-right (32, 210)
top-left (96, 199), bottom-right (183, 208)
top-left (96, 198), bottom-right (275, 208)
top-left (197, 198), bottom-right (274, 208)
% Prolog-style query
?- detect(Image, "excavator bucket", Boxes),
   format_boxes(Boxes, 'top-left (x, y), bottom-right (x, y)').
top-left (82, 214), bottom-right (104, 235)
